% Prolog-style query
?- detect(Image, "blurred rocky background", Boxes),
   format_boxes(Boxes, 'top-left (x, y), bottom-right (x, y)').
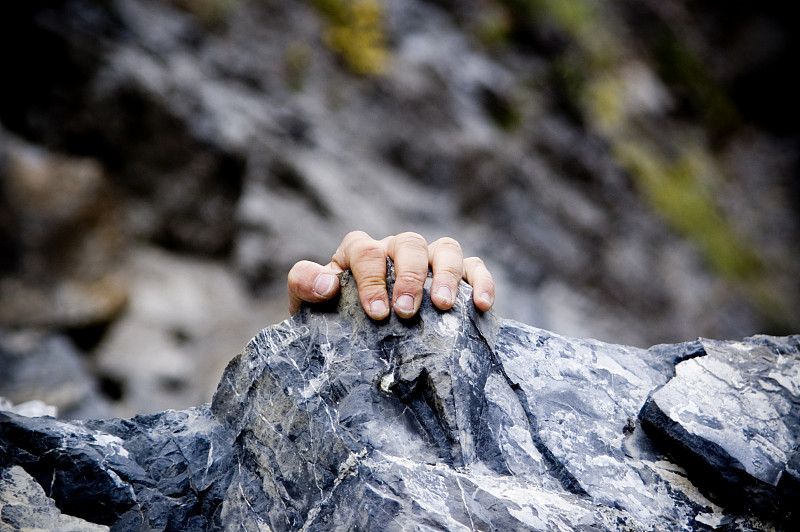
top-left (1, 0), bottom-right (797, 419)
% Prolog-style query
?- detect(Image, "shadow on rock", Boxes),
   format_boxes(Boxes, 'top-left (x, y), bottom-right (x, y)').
top-left (2, 262), bottom-right (797, 530)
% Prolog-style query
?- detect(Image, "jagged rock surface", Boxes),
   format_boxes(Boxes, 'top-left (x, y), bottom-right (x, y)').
top-left (1, 267), bottom-right (797, 530)
top-left (640, 337), bottom-right (800, 523)
top-left (0, 466), bottom-right (108, 532)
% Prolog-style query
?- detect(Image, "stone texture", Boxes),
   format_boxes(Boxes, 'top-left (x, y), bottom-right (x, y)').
top-left (640, 335), bottom-right (800, 523)
top-left (0, 328), bottom-right (113, 420)
top-left (0, 465), bottom-right (108, 532)
top-left (0, 264), bottom-right (796, 530)
top-left (0, 129), bottom-right (127, 329)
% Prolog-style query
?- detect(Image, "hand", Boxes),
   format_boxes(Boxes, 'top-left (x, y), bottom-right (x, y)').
top-left (287, 231), bottom-right (495, 319)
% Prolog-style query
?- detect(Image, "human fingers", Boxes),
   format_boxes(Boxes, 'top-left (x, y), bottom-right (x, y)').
top-left (332, 231), bottom-right (391, 319)
top-left (463, 256), bottom-right (494, 311)
top-left (287, 260), bottom-right (343, 315)
top-left (427, 237), bottom-right (464, 310)
top-left (383, 232), bottom-right (430, 319)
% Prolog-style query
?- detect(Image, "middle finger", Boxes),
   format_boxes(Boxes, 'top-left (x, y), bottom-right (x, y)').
top-left (384, 232), bottom-right (430, 318)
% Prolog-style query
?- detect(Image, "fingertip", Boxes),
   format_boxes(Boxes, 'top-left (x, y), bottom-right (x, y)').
top-left (432, 284), bottom-right (455, 310)
top-left (366, 297), bottom-right (390, 320)
top-left (287, 260), bottom-right (342, 315)
top-left (287, 259), bottom-right (317, 286)
top-left (313, 273), bottom-right (338, 298)
top-left (356, 280), bottom-right (391, 319)
top-left (393, 292), bottom-right (421, 319)
top-left (475, 289), bottom-right (494, 311)
top-left (463, 256), bottom-right (495, 311)
top-left (287, 260), bottom-right (318, 308)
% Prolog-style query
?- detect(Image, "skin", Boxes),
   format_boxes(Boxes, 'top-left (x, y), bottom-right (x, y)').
top-left (287, 231), bottom-right (495, 319)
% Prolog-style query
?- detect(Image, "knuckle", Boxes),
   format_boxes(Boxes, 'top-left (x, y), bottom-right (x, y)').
top-left (463, 256), bottom-right (487, 270)
top-left (395, 231), bottom-right (428, 250)
top-left (351, 241), bottom-right (385, 265)
top-left (395, 271), bottom-right (428, 288)
top-left (439, 264), bottom-right (463, 282)
top-left (343, 230), bottom-right (370, 243)
top-left (359, 283), bottom-right (388, 305)
top-left (355, 268), bottom-right (388, 290)
top-left (337, 231), bottom-right (373, 256)
top-left (432, 237), bottom-right (462, 254)
top-left (356, 272), bottom-right (386, 289)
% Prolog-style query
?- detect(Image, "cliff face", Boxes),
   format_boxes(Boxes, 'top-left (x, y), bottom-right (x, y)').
top-left (1, 0), bottom-right (799, 419)
top-left (2, 266), bottom-right (797, 530)
top-left (2, 0), bottom-right (799, 347)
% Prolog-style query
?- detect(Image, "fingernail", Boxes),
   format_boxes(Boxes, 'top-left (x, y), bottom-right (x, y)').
top-left (435, 285), bottom-right (453, 305)
top-left (480, 292), bottom-right (493, 306)
top-left (313, 274), bottom-right (337, 296)
top-left (370, 300), bottom-right (388, 317)
top-left (395, 294), bottom-right (414, 314)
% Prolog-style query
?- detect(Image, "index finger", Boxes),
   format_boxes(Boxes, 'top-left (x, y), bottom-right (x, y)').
top-left (331, 231), bottom-right (391, 319)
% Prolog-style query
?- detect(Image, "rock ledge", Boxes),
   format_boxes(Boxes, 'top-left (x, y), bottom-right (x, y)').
top-left (1, 265), bottom-right (797, 530)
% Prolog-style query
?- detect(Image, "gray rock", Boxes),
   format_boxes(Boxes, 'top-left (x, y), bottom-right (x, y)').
top-left (0, 398), bottom-right (57, 419)
top-left (0, 465), bottom-right (108, 532)
top-left (0, 264), bottom-right (794, 530)
top-left (640, 335), bottom-right (800, 523)
top-left (0, 328), bottom-right (113, 420)
top-left (0, 128), bottom-right (127, 329)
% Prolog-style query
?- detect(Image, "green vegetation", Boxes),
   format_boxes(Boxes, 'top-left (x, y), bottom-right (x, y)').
top-left (475, 8), bottom-right (513, 49)
top-left (169, 0), bottom-right (390, 76)
top-left (312, 0), bottom-right (389, 75)
top-left (615, 141), bottom-right (762, 280)
top-left (483, 0), bottom-right (782, 319)
top-left (652, 32), bottom-right (739, 137)
top-left (496, 0), bottom-right (620, 67)
top-left (530, 0), bottom-right (619, 68)
top-left (584, 74), bottom-right (625, 133)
